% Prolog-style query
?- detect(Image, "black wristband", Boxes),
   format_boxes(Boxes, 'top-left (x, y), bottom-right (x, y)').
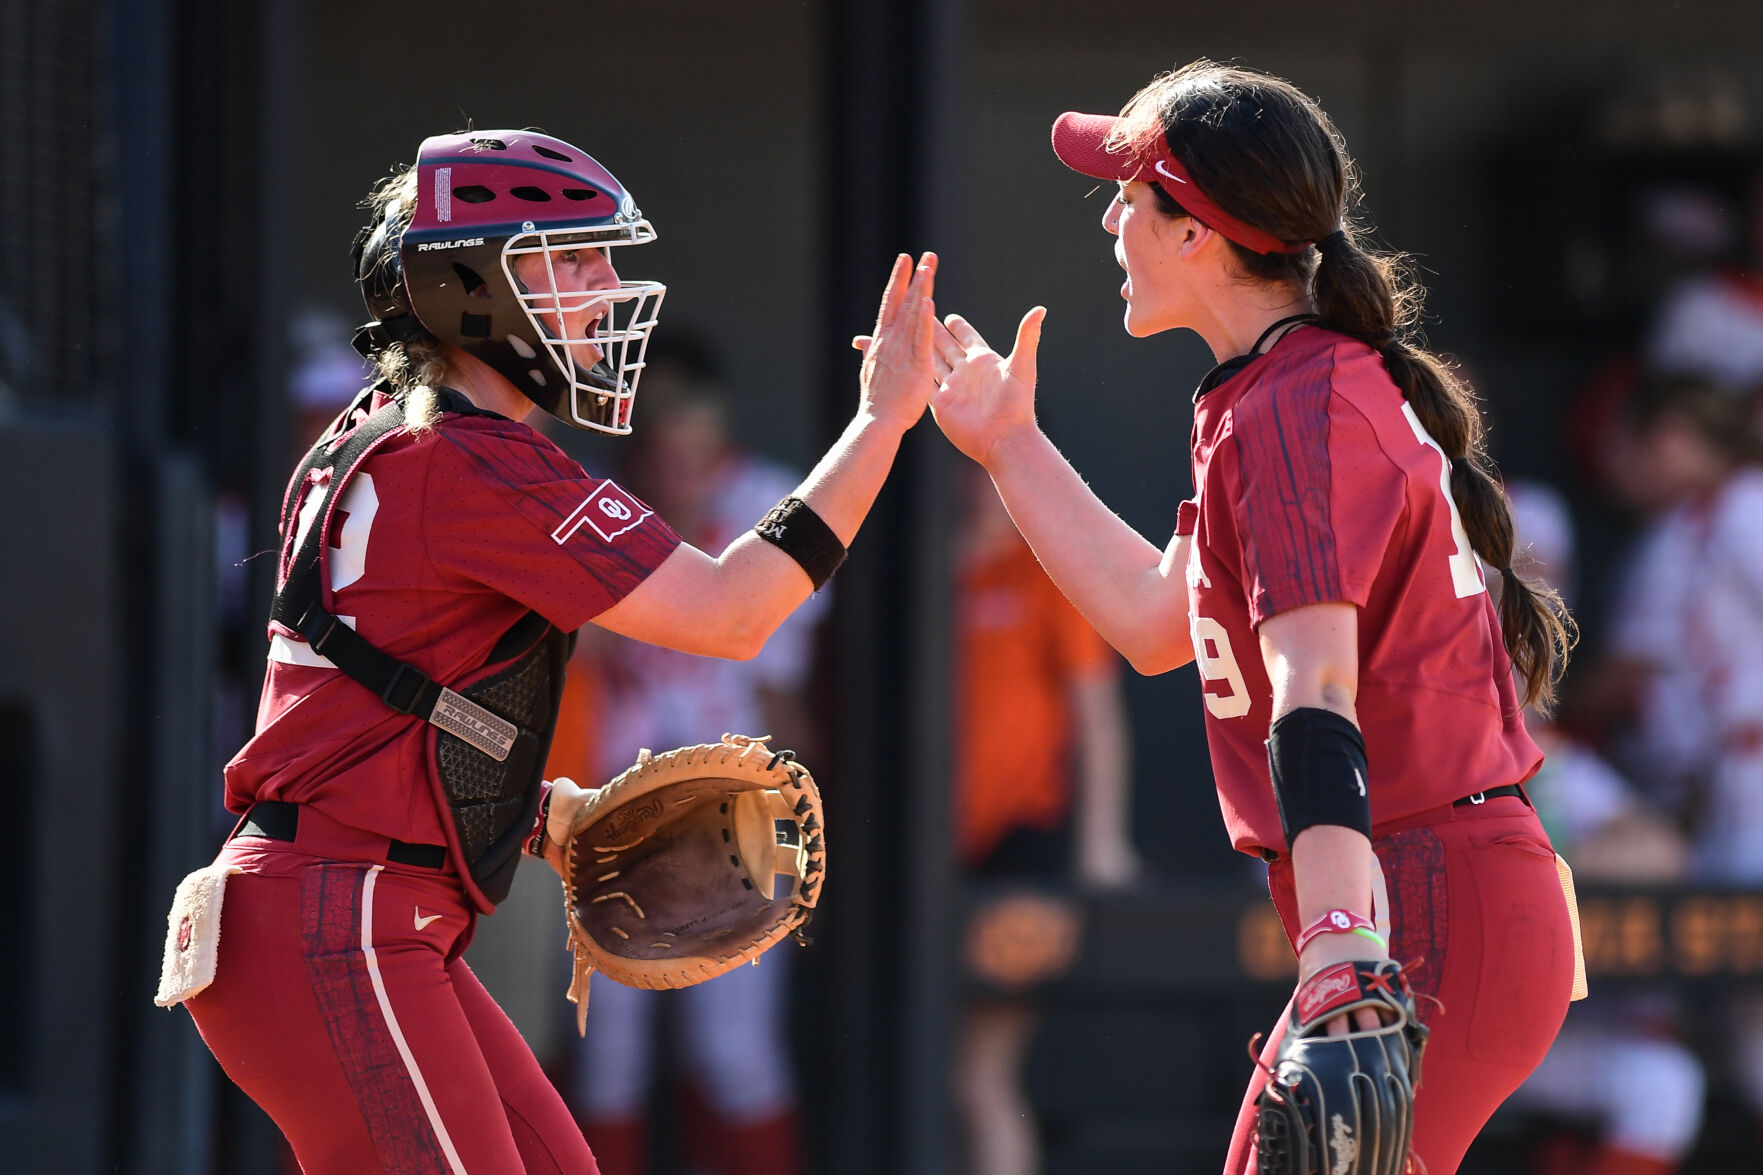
top-left (1266, 707), bottom-right (1372, 846)
top-left (754, 497), bottom-right (847, 591)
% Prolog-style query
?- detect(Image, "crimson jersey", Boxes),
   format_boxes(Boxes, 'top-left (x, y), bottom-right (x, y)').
top-left (1177, 325), bottom-right (1541, 854)
top-left (224, 400), bottom-right (682, 849)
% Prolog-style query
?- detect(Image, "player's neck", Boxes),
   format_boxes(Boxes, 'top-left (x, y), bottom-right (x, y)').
top-left (1194, 288), bottom-right (1315, 365)
top-left (441, 346), bottom-right (539, 422)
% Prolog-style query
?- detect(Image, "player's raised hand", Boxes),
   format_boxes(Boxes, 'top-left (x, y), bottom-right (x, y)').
top-left (856, 252), bottom-right (939, 434)
top-left (928, 306), bottom-right (1047, 467)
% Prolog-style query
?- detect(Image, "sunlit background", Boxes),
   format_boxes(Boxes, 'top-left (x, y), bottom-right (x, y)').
top-left (5, 1), bottom-right (1763, 1171)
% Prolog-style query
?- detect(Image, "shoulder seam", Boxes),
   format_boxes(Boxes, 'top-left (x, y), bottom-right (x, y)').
top-left (1323, 342), bottom-right (1408, 472)
top-left (430, 422), bottom-right (588, 569)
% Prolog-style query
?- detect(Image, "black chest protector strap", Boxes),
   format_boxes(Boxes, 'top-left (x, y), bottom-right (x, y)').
top-left (269, 386), bottom-right (573, 906)
top-left (270, 391), bottom-right (518, 762)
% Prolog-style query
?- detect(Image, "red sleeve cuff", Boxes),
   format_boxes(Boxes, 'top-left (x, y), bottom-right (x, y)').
top-left (525, 779), bottom-right (556, 858)
top-left (1175, 498), bottom-right (1200, 537)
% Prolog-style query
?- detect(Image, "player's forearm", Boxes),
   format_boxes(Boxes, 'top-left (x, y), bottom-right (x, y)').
top-left (588, 536), bottom-right (804, 660)
top-left (1289, 824), bottom-right (1382, 975)
top-left (986, 426), bottom-right (1193, 673)
top-left (591, 412), bottom-right (913, 659)
top-left (1290, 825), bottom-right (1376, 923)
top-left (791, 409), bottom-right (912, 544)
top-left (710, 409), bottom-right (913, 646)
top-left (1261, 603), bottom-right (1384, 971)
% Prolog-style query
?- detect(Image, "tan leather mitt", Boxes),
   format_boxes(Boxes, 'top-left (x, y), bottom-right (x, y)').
top-left (561, 733), bottom-right (825, 1034)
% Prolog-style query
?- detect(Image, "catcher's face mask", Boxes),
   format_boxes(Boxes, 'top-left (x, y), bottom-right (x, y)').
top-left (390, 129), bottom-right (668, 435)
top-left (503, 228), bottom-right (665, 435)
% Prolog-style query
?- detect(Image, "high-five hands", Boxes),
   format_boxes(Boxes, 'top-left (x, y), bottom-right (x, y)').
top-left (855, 252), bottom-right (941, 435)
top-left (854, 283), bottom-right (1049, 467)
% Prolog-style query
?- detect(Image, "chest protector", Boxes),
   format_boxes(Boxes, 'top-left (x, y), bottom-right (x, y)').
top-left (269, 387), bottom-right (573, 908)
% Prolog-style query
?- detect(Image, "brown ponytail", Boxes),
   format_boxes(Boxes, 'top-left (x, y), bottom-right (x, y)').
top-left (1118, 61), bottom-right (1575, 708)
top-left (1309, 216), bottom-right (1574, 710)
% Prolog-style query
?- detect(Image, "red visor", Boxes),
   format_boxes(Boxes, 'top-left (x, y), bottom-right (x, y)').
top-left (1051, 111), bottom-right (1309, 256)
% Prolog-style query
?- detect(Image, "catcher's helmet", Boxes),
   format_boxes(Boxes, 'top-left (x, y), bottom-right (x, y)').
top-left (352, 130), bottom-right (665, 434)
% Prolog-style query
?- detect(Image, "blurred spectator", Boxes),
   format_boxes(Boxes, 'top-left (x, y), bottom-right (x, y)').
top-left (1585, 375), bottom-right (1763, 859)
top-left (1560, 372), bottom-right (1763, 1167)
top-left (1646, 165), bottom-right (1763, 400)
top-left (1599, 376), bottom-right (1763, 1145)
top-left (951, 464), bottom-right (1137, 1175)
top-left (1510, 722), bottom-right (1702, 1175)
top-left (1501, 474), bottom-right (1704, 1175)
top-left (552, 364), bottom-right (825, 1175)
top-left (1506, 478), bottom-right (1579, 609)
top-left (288, 306), bottom-right (374, 455)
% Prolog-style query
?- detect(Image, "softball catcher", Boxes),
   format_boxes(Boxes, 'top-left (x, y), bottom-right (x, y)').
top-left (153, 127), bottom-right (938, 1175)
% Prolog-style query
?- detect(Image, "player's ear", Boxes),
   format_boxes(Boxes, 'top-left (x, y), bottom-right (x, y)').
top-left (1177, 216), bottom-right (1213, 259)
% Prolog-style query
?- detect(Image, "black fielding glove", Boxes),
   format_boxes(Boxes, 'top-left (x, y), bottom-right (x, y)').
top-left (1254, 959), bottom-right (1428, 1175)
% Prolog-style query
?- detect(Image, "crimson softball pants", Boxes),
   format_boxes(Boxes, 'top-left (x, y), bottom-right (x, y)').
top-left (186, 834), bottom-right (598, 1175)
top-left (1225, 794), bottom-right (1576, 1175)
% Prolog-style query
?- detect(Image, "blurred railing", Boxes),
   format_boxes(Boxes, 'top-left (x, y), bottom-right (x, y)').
top-left (963, 883), bottom-right (1763, 993)
top-left (957, 883), bottom-right (1763, 1174)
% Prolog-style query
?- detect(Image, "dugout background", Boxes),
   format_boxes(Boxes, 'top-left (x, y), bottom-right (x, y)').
top-left (4, 1), bottom-right (1763, 1172)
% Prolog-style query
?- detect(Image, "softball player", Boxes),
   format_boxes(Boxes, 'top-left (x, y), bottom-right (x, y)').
top-left (922, 61), bottom-right (1577, 1174)
top-left (157, 129), bottom-right (939, 1175)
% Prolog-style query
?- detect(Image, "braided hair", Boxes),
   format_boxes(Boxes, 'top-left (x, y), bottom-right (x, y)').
top-left (1111, 60), bottom-right (1575, 708)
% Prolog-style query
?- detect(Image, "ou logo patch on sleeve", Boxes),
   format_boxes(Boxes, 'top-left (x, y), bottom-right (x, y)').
top-left (553, 480), bottom-right (654, 545)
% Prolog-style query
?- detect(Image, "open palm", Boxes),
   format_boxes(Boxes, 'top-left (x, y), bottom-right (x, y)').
top-left (928, 307), bottom-right (1047, 466)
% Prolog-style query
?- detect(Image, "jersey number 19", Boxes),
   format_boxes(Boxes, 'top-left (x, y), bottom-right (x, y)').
top-left (1187, 407), bottom-right (1487, 720)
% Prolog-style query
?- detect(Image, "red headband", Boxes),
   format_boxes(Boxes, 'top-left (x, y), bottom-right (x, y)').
top-left (1050, 111), bottom-right (1310, 256)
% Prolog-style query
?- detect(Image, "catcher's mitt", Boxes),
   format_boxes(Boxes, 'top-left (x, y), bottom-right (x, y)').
top-left (561, 734), bottom-right (824, 1034)
top-left (1254, 959), bottom-right (1429, 1175)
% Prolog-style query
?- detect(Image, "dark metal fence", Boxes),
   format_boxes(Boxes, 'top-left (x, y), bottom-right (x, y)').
top-left (0, 0), bottom-right (110, 408)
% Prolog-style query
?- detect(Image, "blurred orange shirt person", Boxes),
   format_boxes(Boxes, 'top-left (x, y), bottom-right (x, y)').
top-left (546, 642), bottom-right (604, 790)
top-left (954, 480), bottom-right (1118, 865)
